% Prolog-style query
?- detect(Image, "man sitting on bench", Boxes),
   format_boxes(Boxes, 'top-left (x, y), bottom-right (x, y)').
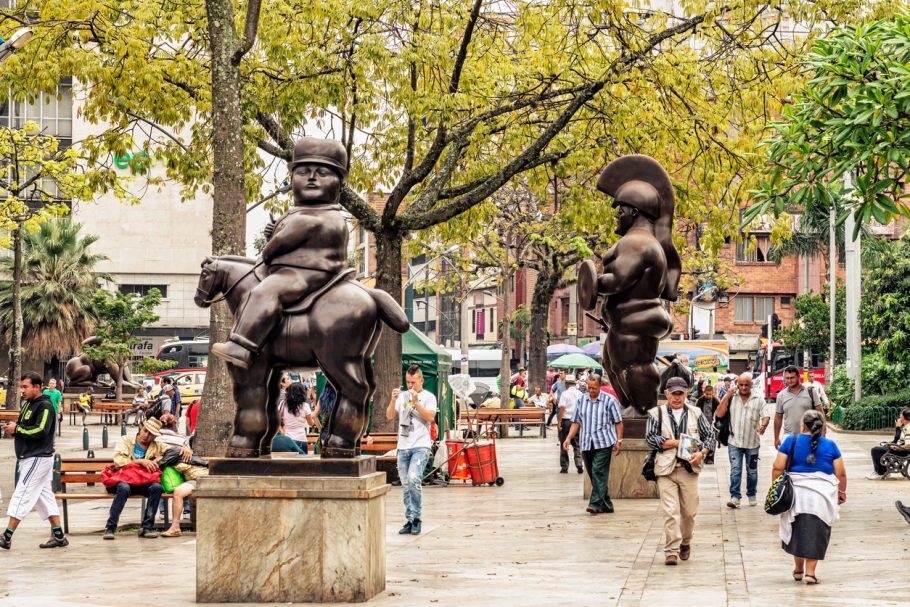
top-left (867, 408), bottom-right (910, 480)
top-left (104, 417), bottom-right (165, 540)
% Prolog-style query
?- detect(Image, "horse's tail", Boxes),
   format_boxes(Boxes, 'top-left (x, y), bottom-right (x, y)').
top-left (365, 287), bottom-right (410, 333)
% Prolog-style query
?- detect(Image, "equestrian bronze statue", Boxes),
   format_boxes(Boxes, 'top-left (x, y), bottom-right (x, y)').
top-left (577, 155), bottom-right (682, 416)
top-left (198, 137), bottom-right (409, 458)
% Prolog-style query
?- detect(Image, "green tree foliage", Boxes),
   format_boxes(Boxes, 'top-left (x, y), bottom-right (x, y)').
top-left (777, 286), bottom-right (845, 362)
top-left (750, 15), bottom-right (910, 234)
top-left (134, 356), bottom-right (177, 375)
top-left (10, 0), bottom-right (901, 435)
top-left (0, 219), bottom-right (110, 361)
top-left (0, 122), bottom-right (132, 407)
top-left (861, 235), bottom-right (910, 364)
top-left (84, 288), bottom-right (163, 400)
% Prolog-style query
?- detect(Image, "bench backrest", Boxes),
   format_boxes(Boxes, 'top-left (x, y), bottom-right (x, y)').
top-left (60, 459), bottom-right (114, 487)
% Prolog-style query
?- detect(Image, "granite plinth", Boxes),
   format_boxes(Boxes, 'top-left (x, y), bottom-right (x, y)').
top-left (196, 472), bottom-right (389, 603)
top-left (208, 454), bottom-right (376, 477)
top-left (582, 438), bottom-right (659, 499)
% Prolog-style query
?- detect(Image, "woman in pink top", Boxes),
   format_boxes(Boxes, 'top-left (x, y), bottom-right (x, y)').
top-left (281, 382), bottom-right (320, 453)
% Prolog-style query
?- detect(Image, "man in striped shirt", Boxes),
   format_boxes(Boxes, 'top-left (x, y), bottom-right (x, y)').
top-left (562, 374), bottom-right (624, 514)
top-left (714, 373), bottom-right (769, 508)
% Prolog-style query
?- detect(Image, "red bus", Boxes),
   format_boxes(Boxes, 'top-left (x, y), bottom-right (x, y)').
top-left (752, 342), bottom-right (826, 401)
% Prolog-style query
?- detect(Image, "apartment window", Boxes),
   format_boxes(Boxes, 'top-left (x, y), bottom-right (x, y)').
top-left (488, 308), bottom-right (494, 331)
top-left (755, 297), bottom-right (775, 321)
top-left (119, 284), bottom-right (168, 298)
top-left (0, 79), bottom-right (73, 200)
top-left (781, 296), bottom-right (792, 308)
top-left (736, 234), bottom-right (772, 263)
top-left (734, 296), bottom-right (754, 322)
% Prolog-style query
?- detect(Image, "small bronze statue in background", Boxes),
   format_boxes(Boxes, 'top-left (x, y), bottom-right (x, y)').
top-left (578, 155), bottom-right (681, 416)
top-left (200, 137), bottom-right (409, 458)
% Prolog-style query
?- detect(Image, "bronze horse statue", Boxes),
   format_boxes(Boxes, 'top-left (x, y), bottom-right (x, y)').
top-left (195, 255), bottom-right (409, 458)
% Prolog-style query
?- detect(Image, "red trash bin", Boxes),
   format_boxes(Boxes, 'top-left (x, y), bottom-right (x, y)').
top-left (464, 440), bottom-right (502, 486)
top-left (446, 440), bottom-right (471, 481)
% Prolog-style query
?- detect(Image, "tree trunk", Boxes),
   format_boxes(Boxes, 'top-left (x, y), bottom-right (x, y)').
top-left (5, 222), bottom-right (24, 410)
top-left (194, 0), bottom-right (248, 457)
top-left (528, 265), bottom-right (560, 391)
top-left (500, 272), bottom-right (512, 399)
top-left (115, 362), bottom-right (124, 402)
top-left (371, 230), bottom-right (404, 433)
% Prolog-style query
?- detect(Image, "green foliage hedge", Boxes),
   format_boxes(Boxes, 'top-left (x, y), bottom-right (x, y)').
top-left (839, 392), bottom-right (910, 431)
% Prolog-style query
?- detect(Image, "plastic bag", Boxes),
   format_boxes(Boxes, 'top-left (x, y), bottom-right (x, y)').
top-left (160, 466), bottom-right (185, 493)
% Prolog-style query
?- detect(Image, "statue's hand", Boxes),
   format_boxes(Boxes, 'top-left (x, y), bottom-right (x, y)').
top-left (263, 219), bottom-right (277, 240)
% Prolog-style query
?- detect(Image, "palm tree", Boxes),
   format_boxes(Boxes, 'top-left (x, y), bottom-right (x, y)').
top-left (766, 199), bottom-right (890, 269)
top-left (0, 219), bottom-right (110, 369)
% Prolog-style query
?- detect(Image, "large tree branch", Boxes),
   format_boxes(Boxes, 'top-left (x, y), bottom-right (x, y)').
top-left (340, 186), bottom-right (381, 231)
top-left (233, 0), bottom-right (263, 63)
top-left (255, 111), bottom-right (294, 155)
top-left (256, 138), bottom-right (291, 161)
top-left (384, 0), bottom-right (484, 221)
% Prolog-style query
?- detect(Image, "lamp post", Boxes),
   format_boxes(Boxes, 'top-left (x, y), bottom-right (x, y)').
top-left (0, 29), bottom-right (34, 65)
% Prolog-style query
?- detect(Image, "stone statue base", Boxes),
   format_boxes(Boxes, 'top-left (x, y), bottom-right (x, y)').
top-left (196, 456), bottom-right (389, 603)
top-left (582, 439), bottom-right (658, 499)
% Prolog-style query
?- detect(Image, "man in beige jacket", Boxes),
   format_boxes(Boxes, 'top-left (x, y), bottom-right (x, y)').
top-left (104, 418), bottom-right (166, 540)
top-left (645, 377), bottom-right (716, 566)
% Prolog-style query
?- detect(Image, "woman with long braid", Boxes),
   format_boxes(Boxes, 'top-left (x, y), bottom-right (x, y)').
top-left (771, 410), bottom-right (847, 585)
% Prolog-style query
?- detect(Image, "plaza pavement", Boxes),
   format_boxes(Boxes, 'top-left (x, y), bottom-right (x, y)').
top-left (0, 419), bottom-right (906, 607)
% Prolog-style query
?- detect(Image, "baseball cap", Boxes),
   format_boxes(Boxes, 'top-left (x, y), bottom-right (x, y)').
top-left (665, 377), bottom-right (688, 393)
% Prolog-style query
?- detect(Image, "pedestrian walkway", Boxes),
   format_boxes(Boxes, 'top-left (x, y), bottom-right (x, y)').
top-left (0, 423), bottom-right (906, 606)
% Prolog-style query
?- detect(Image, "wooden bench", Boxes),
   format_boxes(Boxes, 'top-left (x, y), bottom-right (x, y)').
top-left (459, 407), bottom-right (547, 438)
top-left (0, 409), bottom-right (63, 437)
top-left (67, 401), bottom-right (132, 426)
top-left (56, 458), bottom-right (186, 534)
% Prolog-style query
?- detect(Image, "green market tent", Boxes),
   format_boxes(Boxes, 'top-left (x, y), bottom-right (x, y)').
top-left (401, 327), bottom-right (454, 436)
top-left (315, 326), bottom-right (454, 436)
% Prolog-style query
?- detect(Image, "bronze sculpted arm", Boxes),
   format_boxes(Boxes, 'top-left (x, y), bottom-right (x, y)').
top-left (597, 242), bottom-right (645, 295)
top-left (261, 216), bottom-right (305, 263)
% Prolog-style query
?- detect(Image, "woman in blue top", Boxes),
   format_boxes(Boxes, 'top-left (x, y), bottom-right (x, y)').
top-left (771, 410), bottom-right (847, 586)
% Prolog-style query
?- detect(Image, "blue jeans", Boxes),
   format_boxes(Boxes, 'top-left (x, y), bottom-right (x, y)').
top-left (397, 447), bottom-right (430, 522)
top-left (106, 482), bottom-right (163, 531)
top-left (728, 446), bottom-right (759, 499)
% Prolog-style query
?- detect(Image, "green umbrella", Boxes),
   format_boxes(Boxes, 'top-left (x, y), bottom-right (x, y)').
top-left (549, 353), bottom-right (603, 370)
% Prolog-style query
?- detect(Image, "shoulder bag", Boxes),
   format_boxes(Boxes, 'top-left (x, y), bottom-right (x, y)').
top-left (641, 406), bottom-right (663, 482)
top-left (764, 435), bottom-right (798, 515)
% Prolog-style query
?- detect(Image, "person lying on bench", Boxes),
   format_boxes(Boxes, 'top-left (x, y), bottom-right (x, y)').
top-left (867, 408), bottom-right (910, 480)
top-left (104, 417), bottom-right (165, 540)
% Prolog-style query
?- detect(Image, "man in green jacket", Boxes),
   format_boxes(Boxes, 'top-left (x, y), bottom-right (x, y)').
top-left (0, 372), bottom-right (68, 550)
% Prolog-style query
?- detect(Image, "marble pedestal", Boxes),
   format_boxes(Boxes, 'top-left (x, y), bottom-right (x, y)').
top-left (196, 457), bottom-right (390, 603)
top-left (582, 439), bottom-right (658, 499)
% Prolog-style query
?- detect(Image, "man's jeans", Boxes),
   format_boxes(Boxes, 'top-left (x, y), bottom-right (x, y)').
top-left (106, 481), bottom-right (163, 531)
top-left (397, 447), bottom-right (430, 522)
top-left (727, 446), bottom-right (759, 499)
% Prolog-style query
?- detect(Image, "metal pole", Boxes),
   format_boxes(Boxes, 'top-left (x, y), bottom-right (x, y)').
top-left (844, 177), bottom-right (862, 403)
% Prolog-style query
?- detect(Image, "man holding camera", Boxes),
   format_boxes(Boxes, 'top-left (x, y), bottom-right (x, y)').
top-left (386, 365), bottom-right (437, 536)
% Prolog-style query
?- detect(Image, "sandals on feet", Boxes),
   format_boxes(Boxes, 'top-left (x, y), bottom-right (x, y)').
top-left (161, 528), bottom-right (182, 538)
top-left (805, 574), bottom-right (819, 585)
top-left (792, 570), bottom-right (804, 581)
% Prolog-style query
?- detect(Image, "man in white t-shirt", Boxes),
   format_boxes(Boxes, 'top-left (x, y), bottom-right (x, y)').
top-left (557, 375), bottom-right (584, 474)
top-left (386, 364), bottom-right (437, 536)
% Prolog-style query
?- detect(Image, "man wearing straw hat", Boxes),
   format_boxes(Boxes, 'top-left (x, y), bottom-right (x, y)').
top-left (103, 417), bottom-right (167, 540)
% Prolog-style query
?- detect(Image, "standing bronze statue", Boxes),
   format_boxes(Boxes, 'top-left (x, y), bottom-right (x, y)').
top-left (198, 137), bottom-right (409, 458)
top-left (578, 155), bottom-right (681, 416)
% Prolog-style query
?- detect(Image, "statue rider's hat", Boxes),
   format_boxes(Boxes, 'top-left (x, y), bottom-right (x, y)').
top-left (288, 137), bottom-right (348, 179)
